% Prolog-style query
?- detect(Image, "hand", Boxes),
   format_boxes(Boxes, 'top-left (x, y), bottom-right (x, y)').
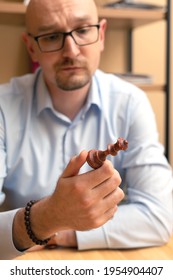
top-left (27, 230), bottom-right (77, 251)
top-left (48, 150), bottom-right (124, 232)
top-left (20, 151), bottom-right (124, 252)
top-left (46, 230), bottom-right (77, 248)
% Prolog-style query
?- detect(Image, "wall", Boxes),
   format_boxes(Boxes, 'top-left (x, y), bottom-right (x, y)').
top-left (0, 24), bottom-right (30, 82)
top-left (0, 0), bottom-right (31, 82)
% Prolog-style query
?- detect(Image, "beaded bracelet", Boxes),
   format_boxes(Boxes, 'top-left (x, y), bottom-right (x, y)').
top-left (24, 200), bottom-right (51, 245)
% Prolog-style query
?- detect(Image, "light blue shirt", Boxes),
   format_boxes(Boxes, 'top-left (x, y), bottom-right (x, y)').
top-left (0, 69), bottom-right (173, 259)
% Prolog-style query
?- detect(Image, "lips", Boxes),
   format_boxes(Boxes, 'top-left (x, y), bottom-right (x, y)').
top-left (56, 60), bottom-right (86, 73)
top-left (61, 66), bottom-right (83, 72)
top-left (63, 66), bottom-right (80, 69)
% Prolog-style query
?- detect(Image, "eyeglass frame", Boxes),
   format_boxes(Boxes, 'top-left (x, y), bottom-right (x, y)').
top-left (27, 23), bottom-right (101, 53)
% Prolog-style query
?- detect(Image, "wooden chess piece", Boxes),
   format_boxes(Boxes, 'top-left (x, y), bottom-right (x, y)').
top-left (86, 137), bottom-right (128, 169)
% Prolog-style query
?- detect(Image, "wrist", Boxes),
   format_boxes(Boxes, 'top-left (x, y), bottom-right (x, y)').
top-left (12, 197), bottom-right (55, 251)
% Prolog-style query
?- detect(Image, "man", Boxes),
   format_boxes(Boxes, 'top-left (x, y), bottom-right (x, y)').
top-left (0, 0), bottom-right (172, 259)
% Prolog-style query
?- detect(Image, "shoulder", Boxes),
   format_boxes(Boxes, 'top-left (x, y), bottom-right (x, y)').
top-left (94, 69), bottom-right (149, 107)
top-left (0, 71), bottom-right (39, 112)
top-left (0, 72), bottom-right (36, 99)
top-left (0, 71), bottom-right (41, 129)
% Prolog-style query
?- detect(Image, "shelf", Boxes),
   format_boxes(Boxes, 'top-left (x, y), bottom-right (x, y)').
top-left (0, 2), bottom-right (26, 25)
top-left (0, 2), bottom-right (166, 27)
top-left (98, 6), bottom-right (166, 29)
top-left (139, 84), bottom-right (165, 92)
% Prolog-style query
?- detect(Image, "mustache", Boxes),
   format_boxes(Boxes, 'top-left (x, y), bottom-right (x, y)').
top-left (57, 58), bottom-right (85, 67)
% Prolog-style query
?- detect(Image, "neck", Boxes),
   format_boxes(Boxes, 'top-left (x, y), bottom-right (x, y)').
top-left (47, 83), bottom-right (90, 120)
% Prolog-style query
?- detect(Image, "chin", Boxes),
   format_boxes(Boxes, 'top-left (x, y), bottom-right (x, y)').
top-left (56, 76), bottom-right (91, 91)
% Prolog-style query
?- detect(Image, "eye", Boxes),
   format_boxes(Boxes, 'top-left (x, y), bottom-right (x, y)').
top-left (42, 33), bottom-right (61, 42)
top-left (76, 27), bottom-right (90, 35)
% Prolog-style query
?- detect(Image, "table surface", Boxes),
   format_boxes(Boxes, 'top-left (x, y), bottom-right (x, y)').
top-left (15, 235), bottom-right (173, 260)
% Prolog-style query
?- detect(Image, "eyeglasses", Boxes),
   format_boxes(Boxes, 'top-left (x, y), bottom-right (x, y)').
top-left (28, 24), bottom-right (100, 53)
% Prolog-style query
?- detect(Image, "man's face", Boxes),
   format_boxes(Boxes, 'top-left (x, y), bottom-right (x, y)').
top-left (25, 0), bottom-right (106, 92)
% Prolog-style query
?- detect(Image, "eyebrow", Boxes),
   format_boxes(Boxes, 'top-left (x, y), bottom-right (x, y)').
top-left (36, 16), bottom-right (96, 34)
top-left (37, 25), bottom-right (59, 33)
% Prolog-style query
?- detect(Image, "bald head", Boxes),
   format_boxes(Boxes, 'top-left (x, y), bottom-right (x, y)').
top-left (25, 0), bottom-right (98, 34)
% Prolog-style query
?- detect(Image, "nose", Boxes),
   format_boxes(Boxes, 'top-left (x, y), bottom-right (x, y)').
top-left (62, 34), bottom-right (80, 58)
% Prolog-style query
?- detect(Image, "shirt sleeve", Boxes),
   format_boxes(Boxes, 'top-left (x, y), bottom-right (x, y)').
top-left (76, 89), bottom-right (173, 250)
top-left (0, 108), bottom-right (25, 259)
top-left (0, 209), bottom-right (25, 260)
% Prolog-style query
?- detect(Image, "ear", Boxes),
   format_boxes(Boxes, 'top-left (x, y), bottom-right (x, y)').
top-left (99, 19), bottom-right (107, 52)
top-left (22, 32), bottom-right (38, 62)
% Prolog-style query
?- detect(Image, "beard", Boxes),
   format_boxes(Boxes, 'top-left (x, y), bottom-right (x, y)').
top-left (54, 58), bottom-right (92, 91)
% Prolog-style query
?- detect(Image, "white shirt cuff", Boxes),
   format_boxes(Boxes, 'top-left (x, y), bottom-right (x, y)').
top-left (0, 209), bottom-right (25, 259)
top-left (76, 226), bottom-right (108, 250)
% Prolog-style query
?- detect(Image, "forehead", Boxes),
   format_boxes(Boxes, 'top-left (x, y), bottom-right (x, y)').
top-left (27, 0), bottom-right (98, 33)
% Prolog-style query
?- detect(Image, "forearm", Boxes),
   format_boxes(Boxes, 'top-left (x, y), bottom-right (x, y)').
top-left (12, 197), bottom-right (56, 251)
top-left (2, 153), bottom-right (124, 258)
top-left (77, 201), bottom-right (172, 250)
top-left (107, 204), bottom-right (172, 248)
top-left (0, 196), bottom-right (63, 259)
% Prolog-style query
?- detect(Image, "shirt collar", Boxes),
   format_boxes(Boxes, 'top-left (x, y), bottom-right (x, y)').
top-left (85, 72), bottom-right (102, 112)
top-left (35, 70), bottom-right (53, 116)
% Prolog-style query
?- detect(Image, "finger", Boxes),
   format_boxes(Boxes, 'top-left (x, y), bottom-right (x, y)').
top-left (76, 160), bottom-right (116, 190)
top-left (103, 187), bottom-right (124, 209)
top-left (89, 205), bottom-right (118, 230)
top-left (93, 169), bottom-right (122, 198)
top-left (61, 150), bottom-right (88, 178)
top-left (94, 187), bottom-right (124, 219)
top-left (84, 188), bottom-right (124, 229)
top-left (104, 205), bottom-right (118, 220)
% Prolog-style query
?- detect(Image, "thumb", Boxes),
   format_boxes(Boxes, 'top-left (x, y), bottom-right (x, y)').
top-left (61, 150), bottom-right (88, 178)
